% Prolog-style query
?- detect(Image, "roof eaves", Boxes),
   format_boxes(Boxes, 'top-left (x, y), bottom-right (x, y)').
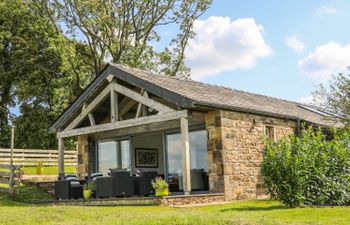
top-left (194, 101), bottom-right (340, 128)
top-left (194, 101), bottom-right (300, 121)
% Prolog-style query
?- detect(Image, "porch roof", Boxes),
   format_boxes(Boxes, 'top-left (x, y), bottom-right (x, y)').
top-left (50, 63), bottom-right (342, 132)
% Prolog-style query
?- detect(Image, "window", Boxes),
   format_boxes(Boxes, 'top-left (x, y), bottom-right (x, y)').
top-left (97, 139), bottom-right (130, 175)
top-left (166, 129), bottom-right (209, 192)
top-left (265, 126), bottom-right (275, 141)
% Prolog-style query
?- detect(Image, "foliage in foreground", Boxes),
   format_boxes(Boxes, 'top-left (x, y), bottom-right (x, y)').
top-left (261, 127), bottom-right (350, 208)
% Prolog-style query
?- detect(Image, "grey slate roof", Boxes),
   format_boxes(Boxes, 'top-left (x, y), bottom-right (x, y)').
top-left (109, 63), bottom-right (341, 127)
top-left (50, 63), bottom-right (341, 132)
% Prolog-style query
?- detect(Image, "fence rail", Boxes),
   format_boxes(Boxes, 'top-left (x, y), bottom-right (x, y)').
top-left (0, 148), bottom-right (77, 166)
top-left (0, 164), bottom-right (20, 195)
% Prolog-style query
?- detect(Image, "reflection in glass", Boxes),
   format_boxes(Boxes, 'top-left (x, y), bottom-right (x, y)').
top-left (98, 141), bottom-right (118, 175)
top-left (120, 140), bottom-right (130, 169)
top-left (166, 130), bottom-right (208, 192)
top-left (97, 139), bottom-right (130, 175)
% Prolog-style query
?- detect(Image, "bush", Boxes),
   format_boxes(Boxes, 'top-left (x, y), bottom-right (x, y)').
top-left (261, 126), bottom-right (350, 207)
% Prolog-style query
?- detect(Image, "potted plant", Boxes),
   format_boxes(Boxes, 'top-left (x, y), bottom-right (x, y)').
top-left (83, 181), bottom-right (95, 199)
top-left (152, 177), bottom-right (169, 197)
top-left (36, 162), bottom-right (43, 175)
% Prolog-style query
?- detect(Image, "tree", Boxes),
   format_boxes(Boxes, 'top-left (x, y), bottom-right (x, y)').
top-left (0, 0), bottom-right (212, 149)
top-left (44, 0), bottom-right (212, 77)
top-left (0, 0), bottom-right (93, 148)
top-left (313, 70), bottom-right (350, 127)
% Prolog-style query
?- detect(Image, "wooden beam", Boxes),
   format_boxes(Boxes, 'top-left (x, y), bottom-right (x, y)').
top-left (92, 120), bottom-right (181, 139)
top-left (119, 98), bottom-right (137, 119)
top-left (88, 113), bottom-right (95, 126)
top-left (65, 83), bottom-right (111, 130)
top-left (110, 85), bottom-right (118, 122)
top-left (135, 90), bottom-right (145, 118)
top-left (135, 102), bottom-right (142, 118)
top-left (58, 110), bottom-right (188, 138)
top-left (113, 82), bottom-right (174, 113)
top-left (142, 92), bottom-right (148, 116)
top-left (106, 74), bottom-right (114, 83)
top-left (58, 138), bottom-right (64, 174)
top-left (181, 116), bottom-right (191, 195)
top-left (91, 112), bottom-right (205, 140)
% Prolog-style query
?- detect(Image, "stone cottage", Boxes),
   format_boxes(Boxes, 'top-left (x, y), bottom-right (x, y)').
top-left (50, 63), bottom-right (339, 201)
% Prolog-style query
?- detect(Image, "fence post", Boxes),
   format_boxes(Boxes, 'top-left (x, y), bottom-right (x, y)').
top-left (9, 127), bottom-right (15, 195)
top-left (9, 165), bottom-right (14, 195)
top-left (10, 127), bottom-right (14, 167)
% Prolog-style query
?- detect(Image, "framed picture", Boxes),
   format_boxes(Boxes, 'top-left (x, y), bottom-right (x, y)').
top-left (135, 148), bottom-right (158, 168)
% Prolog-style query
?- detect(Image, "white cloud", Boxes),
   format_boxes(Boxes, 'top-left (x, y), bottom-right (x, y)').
top-left (298, 41), bottom-right (350, 82)
top-left (285, 36), bottom-right (305, 53)
top-left (298, 95), bottom-right (314, 105)
top-left (315, 6), bottom-right (337, 15)
top-left (185, 16), bottom-right (273, 79)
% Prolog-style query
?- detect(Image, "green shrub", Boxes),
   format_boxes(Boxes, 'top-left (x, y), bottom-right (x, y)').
top-left (151, 177), bottom-right (169, 190)
top-left (83, 181), bottom-right (95, 191)
top-left (261, 126), bottom-right (350, 207)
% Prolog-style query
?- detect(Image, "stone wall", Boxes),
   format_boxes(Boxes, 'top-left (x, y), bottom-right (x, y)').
top-left (77, 135), bottom-right (90, 179)
top-left (206, 110), bottom-right (296, 200)
top-left (161, 193), bottom-right (226, 207)
top-left (205, 110), bottom-right (225, 194)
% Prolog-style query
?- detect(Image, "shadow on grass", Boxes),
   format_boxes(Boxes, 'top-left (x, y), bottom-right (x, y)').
top-left (0, 184), bottom-right (54, 207)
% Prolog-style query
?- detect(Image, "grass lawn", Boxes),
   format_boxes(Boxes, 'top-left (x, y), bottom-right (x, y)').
top-left (21, 166), bottom-right (76, 175)
top-left (0, 185), bottom-right (350, 224)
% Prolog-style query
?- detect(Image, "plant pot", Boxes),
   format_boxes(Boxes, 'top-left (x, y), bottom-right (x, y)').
top-left (155, 189), bottom-right (169, 197)
top-left (36, 166), bottom-right (43, 175)
top-left (83, 190), bottom-right (92, 199)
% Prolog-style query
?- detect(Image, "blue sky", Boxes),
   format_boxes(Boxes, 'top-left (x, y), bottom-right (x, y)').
top-left (183, 0), bottom-right (350, 103)
top-left (10, 1), bottom-right (350, 115)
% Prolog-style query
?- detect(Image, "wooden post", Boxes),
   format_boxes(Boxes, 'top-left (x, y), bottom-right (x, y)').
top-left (9, 165), bottom-right (14, 195)
top-left (9, 127), bottom-right (15, 195)
top-left (58, 138), bottom-right (64, 174)
top-left (111, 84), bottom-right (118, 122)
top-left (10, 127), bottom-right (14, 166)
top-left (181, 116), bottom-right (191, 195)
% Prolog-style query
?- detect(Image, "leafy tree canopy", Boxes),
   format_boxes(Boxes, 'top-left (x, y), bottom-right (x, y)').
top-left (313, 70), bottom-right (350, 127)
top-left (0, 0), bottom-right (212, 148)
top-left (43, 0), bottom-right (211, 77)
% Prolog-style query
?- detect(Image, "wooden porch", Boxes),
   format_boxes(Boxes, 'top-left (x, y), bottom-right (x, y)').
top-left (55, 73), bottom-right (208, 196)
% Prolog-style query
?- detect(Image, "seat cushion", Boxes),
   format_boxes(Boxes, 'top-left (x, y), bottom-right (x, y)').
top-left (91, 172), bottom-right (103, 181)
top-left (65, 174), bottom-right (78, 179)
top-left (70, 181), bottom-right (81, 187)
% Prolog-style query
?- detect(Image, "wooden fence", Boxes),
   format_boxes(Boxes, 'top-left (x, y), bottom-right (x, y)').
top-left (0, 148), bottom-right (77, 166)
top-left (0, 164), bottom-right (20, 195)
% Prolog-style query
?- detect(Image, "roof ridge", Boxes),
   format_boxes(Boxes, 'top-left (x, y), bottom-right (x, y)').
top-left (110, 62), bottom-right (311, 108)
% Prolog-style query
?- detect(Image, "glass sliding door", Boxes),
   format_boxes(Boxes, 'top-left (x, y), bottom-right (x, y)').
top-left (97, 139), bottom-right (130, 175)
top-left (166, 129), bottom-right (209, 192)
top-left (120, 140), bottom-right (130, 169)
top-left (98, 141), bottom-right (118, 176)
top-left (166, 133), bottom-right (183, 191)
top-left (189, 130), bottom-right (209, 191)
